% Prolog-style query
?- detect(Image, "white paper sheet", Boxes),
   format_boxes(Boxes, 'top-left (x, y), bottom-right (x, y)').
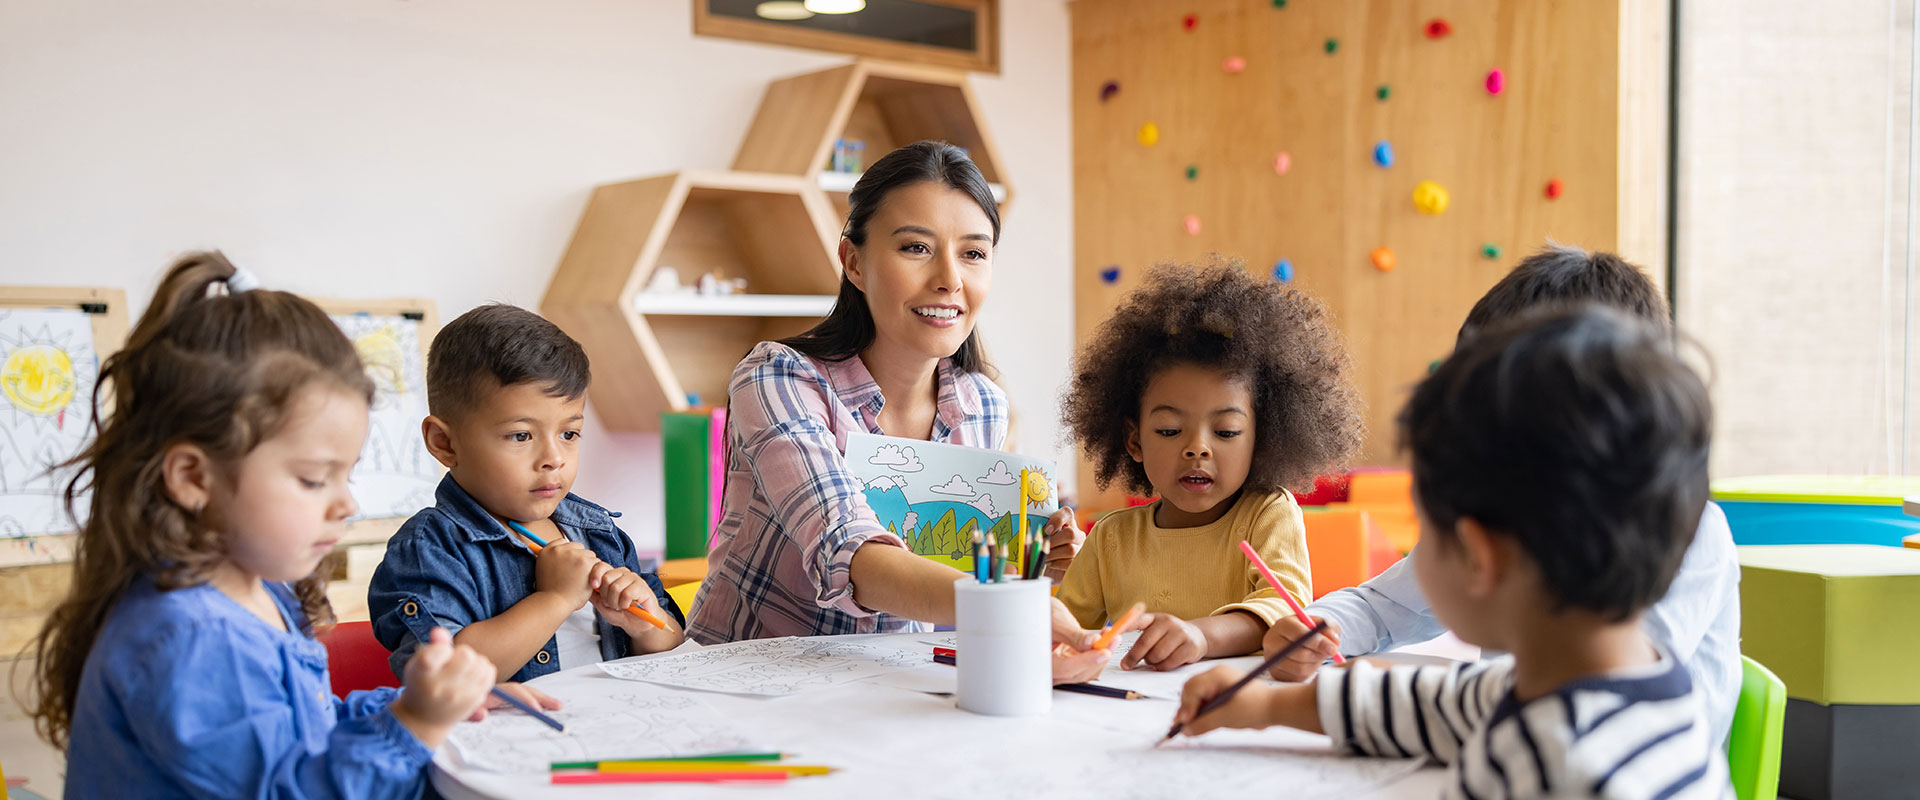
top-left (596, 636), bottom-right (927, 696)
top-left (446, 680), bottom-right (756, 774)
top-left (329, 313), bottom-right (440, 520)
top-left (0, 308), bottom-right (98, 537)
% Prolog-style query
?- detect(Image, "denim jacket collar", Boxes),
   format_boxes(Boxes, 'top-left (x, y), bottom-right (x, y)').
top-left (430, 473), bottom-right (618, 543)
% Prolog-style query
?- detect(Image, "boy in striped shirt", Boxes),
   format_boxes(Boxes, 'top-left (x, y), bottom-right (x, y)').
top-left (1173, 305), bottom-right (1732, 799)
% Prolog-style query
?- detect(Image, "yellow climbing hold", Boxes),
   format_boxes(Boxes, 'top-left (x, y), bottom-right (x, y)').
top-left (1137, 121), bottom-right (1160, 147)
top-left (1412, 180), bottom-right (1450, 215)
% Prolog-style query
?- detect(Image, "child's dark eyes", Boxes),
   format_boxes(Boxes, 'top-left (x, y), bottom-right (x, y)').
top-left (510, 431), bottom-right (532, 443)
top-left (1154, 428), bottom-right (1181, 438)
top-left (299, 478), bottom-right (326, 490)
top-left (1216, 430), bottom-right (1243, 439)
top-left (562, 430), bottom-right (581, 441)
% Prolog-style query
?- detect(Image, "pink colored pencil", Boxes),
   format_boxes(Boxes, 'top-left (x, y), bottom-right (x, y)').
top-left (1238, 539), bottom-right (1345, 664)
top-left (551, 770), bottom-right (790, 785)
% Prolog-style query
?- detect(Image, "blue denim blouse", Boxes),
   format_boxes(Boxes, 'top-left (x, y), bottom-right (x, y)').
top-left (367, 475), bottom-right (683, 682)
top-left (65, 577), bottom-right (431, 799)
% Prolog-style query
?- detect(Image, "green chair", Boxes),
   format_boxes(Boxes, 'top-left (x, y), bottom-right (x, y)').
top-left (1728, 655), bottom-right (1787, 800)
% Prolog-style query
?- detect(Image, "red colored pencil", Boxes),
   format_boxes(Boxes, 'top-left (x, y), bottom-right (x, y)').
top-left (551, 770), bottom-right (789, 785)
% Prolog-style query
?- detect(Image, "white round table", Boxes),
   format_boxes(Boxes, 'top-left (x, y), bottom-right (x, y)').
top-left (431, 632), bottom-right (1450, 799)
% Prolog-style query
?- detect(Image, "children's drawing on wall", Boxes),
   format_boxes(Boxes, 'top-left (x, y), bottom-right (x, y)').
top-left (330, 313), bottom-right (440, 520)
top-left (844, 433), bottom-right (1057, 571)
top-left (0, 308), bottom-right (99, 538)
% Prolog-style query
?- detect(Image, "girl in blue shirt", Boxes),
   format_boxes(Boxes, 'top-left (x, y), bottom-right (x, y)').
top-left (27, 252), bottom-right (558, 799)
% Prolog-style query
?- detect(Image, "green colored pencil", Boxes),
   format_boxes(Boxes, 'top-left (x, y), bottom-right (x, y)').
top-left (551, 752), bottom-right (787, 770)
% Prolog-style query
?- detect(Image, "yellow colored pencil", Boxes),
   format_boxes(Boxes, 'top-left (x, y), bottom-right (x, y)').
top-left (597, 762), bottom-right (834, 776)
top-left (1017, 468), bottom-right (1029, 575)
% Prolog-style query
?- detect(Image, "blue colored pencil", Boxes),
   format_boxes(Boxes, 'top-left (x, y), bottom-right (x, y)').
top-left (971, 528), bottom-right (987, 583)
top-left (491, 687), bottom-right (565, 732)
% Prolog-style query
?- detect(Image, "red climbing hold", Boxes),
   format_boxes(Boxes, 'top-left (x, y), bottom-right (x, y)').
top-left (1425, 19), bottom-right (1452, 39)
top-left (1545, 178), bottom-right (1565, 200)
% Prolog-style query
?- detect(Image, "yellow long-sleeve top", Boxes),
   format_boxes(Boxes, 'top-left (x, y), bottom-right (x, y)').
top-left (1056, 490), bottom-right (1312, 630)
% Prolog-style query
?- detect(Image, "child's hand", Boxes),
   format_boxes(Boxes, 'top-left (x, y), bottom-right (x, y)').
top-left (1040, 508), bottom-right (1085, 581)
top-left (1262, 614), bottom-right (1342, 682)
top-left (1050, 641), bottom-right (1111, 684)
top-left (1123, 613), bottom-right (1207, 671)
top-left (393, 628), bottom-right (497, 748)
top-left (1172, 665), bottom-right (1284, 737)
top-left (588, 563), bottom-right (675, 637)
top-left (532, 539), bottom-right (599, 609)
top-left (470, 682), bottom-right (563, 722)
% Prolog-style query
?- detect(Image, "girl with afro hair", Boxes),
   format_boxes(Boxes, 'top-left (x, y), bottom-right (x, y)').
top-left (1056, 259), bottom-right (1364, 671)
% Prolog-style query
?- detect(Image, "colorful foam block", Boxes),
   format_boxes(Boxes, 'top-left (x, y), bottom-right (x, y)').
top-left (1714, 475), bottom-right (1920, 547)
top-left (1737, 545), bottom-right (1920, 705)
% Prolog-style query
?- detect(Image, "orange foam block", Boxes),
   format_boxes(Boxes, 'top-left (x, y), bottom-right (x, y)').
top-left (1302, 510), bottom-right (1401, 598)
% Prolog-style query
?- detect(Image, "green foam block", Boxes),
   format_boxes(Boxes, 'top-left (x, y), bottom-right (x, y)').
top-left (1738, 545), bottom-right (1920, 705)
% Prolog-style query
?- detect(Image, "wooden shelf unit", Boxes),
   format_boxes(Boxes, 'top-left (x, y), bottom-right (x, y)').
top-left (542, 170), bottom-right (840, 431)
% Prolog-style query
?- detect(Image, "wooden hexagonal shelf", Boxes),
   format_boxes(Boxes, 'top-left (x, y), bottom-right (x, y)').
top-left (734, 60), bottom-right (1012, 214)
top-left (542, 170), bottom-right (840, 431)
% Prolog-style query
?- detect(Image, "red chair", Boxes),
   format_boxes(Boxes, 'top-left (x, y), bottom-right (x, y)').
top-left (316, 620), bottom-right (400, 697)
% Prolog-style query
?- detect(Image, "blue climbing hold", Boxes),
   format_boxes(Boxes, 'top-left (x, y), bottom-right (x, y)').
top-left (1100, 266), bottom-right (1121, 284)
top-left (1372, 140), bottom-right (1394, 168)
top-left (1272, 259), bottom-right (1294, 282)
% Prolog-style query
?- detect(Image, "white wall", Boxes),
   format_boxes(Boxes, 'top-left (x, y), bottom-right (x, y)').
top-left (0, 0), bottom-right (1076, 554)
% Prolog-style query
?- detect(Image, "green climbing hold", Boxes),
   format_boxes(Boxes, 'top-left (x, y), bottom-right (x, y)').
top-left (1272, 0), bottom-right (1287, 7)
top-left (1376, 84), bottom-right (1390, 101)
top-left (1481, 244), bottom-right (1502, 260)
top-left (1325, 38), bottom-right (1339, 54)
top-left (1185, 164), bottom-right (1199, 181)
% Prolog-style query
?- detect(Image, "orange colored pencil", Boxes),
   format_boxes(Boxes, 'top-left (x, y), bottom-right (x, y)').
top-left (1090, 602), bottom-right (1145, 651)
top-left (551, 770), bottom-right (789, 785)
top-left (508, 520), bottom-right (669, 630)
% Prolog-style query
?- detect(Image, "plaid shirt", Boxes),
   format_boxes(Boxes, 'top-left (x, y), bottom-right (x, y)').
top-left (687, 341), bottom-right (1008, 644)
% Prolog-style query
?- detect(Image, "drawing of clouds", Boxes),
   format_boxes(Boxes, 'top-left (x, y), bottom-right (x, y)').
top-left (903, 511), bottom-right (920, 531)
top-left (928, 475), bottom-right (975, 497)
top-left (865, 475), bottom-right (909, 492)
top-left (969, 492), bottom-right (998, 518)
top-left (977, 460), bottom-right (1017, 486)
top-left (868, 444), bottom-right (924, 473)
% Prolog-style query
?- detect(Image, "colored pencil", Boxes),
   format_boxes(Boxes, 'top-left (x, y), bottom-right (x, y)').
top-left (1090, 602), bottom-right (1145, 651)
top-left (1024, 535), bottom-right (1046, 581)
top-left (1017, 468), bottom-right (1030, 576)
top-left (1160, 620), bottom-right (1328, 744)
top-left (489, 687), bottom-right (564, 732)
top-left (972, 527), bottom-right (987, 583)
top-left (508, 519), bottom-right (668, 629)
top-left (598, 762), bottom-right (834, 776)
top-left (551, 752), bottom-right (787, 770)
top-left (552, 770), bottom-right (789, 785)
top-left (1237, 539), bottom-right (1343, 663)
top-left (1056, 682), bottom-right (1146, 700)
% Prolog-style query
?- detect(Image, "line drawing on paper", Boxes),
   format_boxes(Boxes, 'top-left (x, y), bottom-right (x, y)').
top-left (0, 308), bottom-right (98, 538)
top-left (598, 637), bottom-right (926, 696)
top-left (447, 690), bottom-right (755, 774)
top-left (329, 313), bottom-right (440, 520)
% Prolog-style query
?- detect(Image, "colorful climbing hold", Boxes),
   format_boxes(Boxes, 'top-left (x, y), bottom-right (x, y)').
top-left (1272, 0), bottom-right (1287, 7)
top-left (1324, 38), bottom-right (1339, 54)
top-left (1376, 84), bottom-right (1391, 101)
top-left (1425, 18), bottom-right (1452, 39)
top-left (1481, 244), bottom-right (1503, 260)
top-left (1372, 140), bottom-right (1394, 168)
top-left (1273, 151), bottom-right (1292, 175)
top-left (1185, 164), bottom-right (1199, 181)
top-left (1272, 259), bottom-right (1294, 282)
top-left (1100, 80), bottom-right (1120, 102)
top-left (1223, 56), bottom-right (1247, 74)
top-left (1370, 247), bottom-right (1396, 272)
top-left (1412, 180), bottom-right (1450, 215)
top-left (1184, 215), bottom-right (1202, 236)
top-left (1138, 122), bottom-right (1159, 147)
top-left (1485, 69), bottom-right (1506, 95)
top-left (1100, 266), bottom-right (1121, 284)
top-left (1545, 178), bottom-right (1565, 199)
top-left (1182, 13), bottom-right (1197, 31)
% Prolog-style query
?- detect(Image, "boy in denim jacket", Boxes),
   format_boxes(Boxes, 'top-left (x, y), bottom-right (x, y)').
top-left (371, 304), bottom-right (684, 681)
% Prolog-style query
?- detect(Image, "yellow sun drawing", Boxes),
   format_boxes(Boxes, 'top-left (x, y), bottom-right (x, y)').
top-left (351, 325), bottom-right (408, 400)
top-left (2, 344), bottom-right (77, 417)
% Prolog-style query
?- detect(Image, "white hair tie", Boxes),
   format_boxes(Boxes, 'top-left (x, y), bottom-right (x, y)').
top-left (226, 266), bottom-right (261, 293)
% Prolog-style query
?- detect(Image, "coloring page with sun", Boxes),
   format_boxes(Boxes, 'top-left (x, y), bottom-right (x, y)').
top-left (844, 432), bottom-right (1058, 571)
top-left (0, 308), bottom-right (99, 537)
top-left (330, 313), bottom-right (442, 521)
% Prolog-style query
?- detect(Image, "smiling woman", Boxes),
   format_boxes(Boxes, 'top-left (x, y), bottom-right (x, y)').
top-left (688, 142), bottom-right (1112, 679)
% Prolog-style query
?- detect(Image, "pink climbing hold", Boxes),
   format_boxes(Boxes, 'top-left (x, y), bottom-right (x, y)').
top-left (1184, 215), bottom-right (1202, 235)
top-left (1223, 56), bottom-right (1247, 74)
top-left (1273, 151), bottom-right (1292, 175)
top-left (1485, 69), bottom-right (1506, 95)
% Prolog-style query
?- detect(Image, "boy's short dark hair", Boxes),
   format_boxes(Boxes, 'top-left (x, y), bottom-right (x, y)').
top-left (427, 304), bottom-right (590, 419)
top-left (1460, 243), bottom-right (1668, 342)
top-left (1401, 304), bottom-right (1710, 621)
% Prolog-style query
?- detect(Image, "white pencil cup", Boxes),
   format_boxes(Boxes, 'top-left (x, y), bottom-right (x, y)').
top-left (953, 577), bottom-right (1052, 717)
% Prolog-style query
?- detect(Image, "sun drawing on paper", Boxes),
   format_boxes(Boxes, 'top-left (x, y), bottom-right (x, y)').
top-left (0, 308), bottom-right (100, 537)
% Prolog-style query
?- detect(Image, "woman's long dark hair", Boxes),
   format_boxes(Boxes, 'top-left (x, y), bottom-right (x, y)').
top-left (779, 140), bottom-right (1000, 374)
